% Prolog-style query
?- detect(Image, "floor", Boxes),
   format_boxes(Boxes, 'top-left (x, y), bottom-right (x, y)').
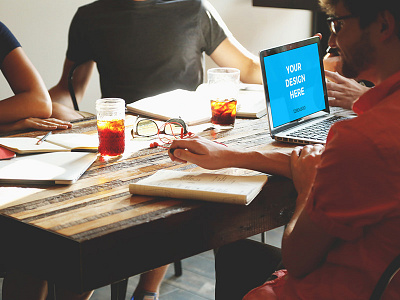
top-left (0, 227), bottom-right (284, 300)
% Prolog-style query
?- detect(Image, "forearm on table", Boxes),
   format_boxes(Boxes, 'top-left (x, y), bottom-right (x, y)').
top-left (0, 91), bottom-right (52, 123)
top-left (229, 149), bottom-right (292, 178)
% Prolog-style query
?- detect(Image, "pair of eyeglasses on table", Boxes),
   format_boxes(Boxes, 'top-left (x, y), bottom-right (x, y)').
top-left (131, 116), bottom-right (194, 148)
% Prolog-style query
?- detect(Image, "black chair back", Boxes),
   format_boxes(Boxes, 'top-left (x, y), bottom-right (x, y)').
top-left (370, 254), bottom-right (400, 300)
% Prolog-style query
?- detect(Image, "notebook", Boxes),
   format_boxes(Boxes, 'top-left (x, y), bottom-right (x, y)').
top-left (126, 89), bottom-right (211, 126)
top-left (129, 170), bottom-right (268, 205)
top-left (0, 133), bottom-right (98, 154)
top-left (0, 152), bottom-right (97, 184)
top-left (126, 88), bottom-right (267, 126)
top-left (259, 36), bottom-right (351, 144)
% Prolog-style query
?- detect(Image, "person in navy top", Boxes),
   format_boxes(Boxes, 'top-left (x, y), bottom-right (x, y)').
top-left (0, 21), bottom-right (72, 133)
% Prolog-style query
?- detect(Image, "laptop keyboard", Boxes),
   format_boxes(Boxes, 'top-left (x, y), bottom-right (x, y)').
top-left (287, 115), bottom-right (348, 141)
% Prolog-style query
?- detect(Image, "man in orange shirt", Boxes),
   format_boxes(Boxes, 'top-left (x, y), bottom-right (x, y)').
top-left (168, 0), bottom-right (400, 298)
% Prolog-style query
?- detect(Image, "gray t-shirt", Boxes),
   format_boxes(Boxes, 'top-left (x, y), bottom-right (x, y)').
top-left (67, 0), bottom-right (227, 103)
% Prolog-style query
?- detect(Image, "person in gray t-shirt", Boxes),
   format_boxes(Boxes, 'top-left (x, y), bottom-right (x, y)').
top-left (49, 1), bottom-right (263, 299)
top-left (49, 0), bottom-right (263, 121)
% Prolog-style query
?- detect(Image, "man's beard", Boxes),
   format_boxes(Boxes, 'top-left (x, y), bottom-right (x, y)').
top-left (341, 30), bottom-right (376, 80)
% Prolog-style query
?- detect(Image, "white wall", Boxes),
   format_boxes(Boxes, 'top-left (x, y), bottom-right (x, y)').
top-left (206, 0), bottom-right (312, 69)
top-left (0, 0), bottom-right (312, 114)
top-left (0, 0), bottom-right (101, 113)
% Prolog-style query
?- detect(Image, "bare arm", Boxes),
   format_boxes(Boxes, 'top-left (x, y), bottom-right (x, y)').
top-left (210, 38), bottom-right (262, 85)
top-left (281, 145), bottom-right (336, 278)
top-left (169, 138), bottom-right (336, 278)
top-left (168, 136), bottom-right (292, 178)
top-left (0, 47), bottom-right (52, 122)
top-left (203, 0), bottom-right (261, 84)
top-left (49, 58), bottom-right (95, 120)
top-left (0, 117), bottom-right (72, 133)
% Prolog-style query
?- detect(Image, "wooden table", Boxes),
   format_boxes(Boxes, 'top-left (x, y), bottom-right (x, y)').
top-left (0, 115), bottom-right (296, 294)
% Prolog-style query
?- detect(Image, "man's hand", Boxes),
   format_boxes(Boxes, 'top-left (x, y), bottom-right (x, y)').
top-left (325, 70), bottom-right (370, 110)
top-left (0, 117), bottom-right (72, 133)
top-left (168, 136), bottom-right (233, 170)
top-left (290, 144), bottom-right (325, 204)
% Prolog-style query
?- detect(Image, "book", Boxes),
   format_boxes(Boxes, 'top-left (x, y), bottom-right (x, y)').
top-left (236, 89), bottom-right (267, 119)
top-left (0, 151), bottom-right (97, 185)
top-left (126, 88), bottom-right (267, 126)
top-left (129, 169), bottom-right (269, 205)
top-left (126, 89), bottom-right (212, 126)
top-left (0, 133), bottom-right (98, 154)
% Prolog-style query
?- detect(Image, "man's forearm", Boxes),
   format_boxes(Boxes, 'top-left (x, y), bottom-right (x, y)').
top-left (231, 149), bottom-right (292, 178)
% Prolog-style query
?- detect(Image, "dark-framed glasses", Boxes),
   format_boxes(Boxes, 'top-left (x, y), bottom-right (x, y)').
top-left (131, 117), bottom-right (188, 138)
top-left (327, 14), bottom-right (357, 35)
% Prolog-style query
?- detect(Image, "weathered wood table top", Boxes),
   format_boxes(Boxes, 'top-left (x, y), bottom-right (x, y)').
top-left (0, 115), bottom-right (296, 293)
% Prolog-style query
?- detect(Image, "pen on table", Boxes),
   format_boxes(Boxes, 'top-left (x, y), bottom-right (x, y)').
top-left (36, 131), bottom-right (52, 145)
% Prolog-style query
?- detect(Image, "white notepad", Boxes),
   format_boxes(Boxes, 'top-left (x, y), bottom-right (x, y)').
top-left (0, 152), bottom-right (97, 184)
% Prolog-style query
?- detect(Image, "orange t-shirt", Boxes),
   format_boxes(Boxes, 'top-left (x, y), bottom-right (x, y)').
top-left (245, 71), bottom-right (400, 300)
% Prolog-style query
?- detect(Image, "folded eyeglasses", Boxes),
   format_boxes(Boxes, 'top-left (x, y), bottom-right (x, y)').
top-left (131, 117), bottom-right (193, 148)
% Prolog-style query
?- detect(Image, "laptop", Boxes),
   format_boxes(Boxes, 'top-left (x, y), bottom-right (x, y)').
top-left (259, 36), bottom-right (351, 144)
top-left (0, 152), bottom-right (97, 185)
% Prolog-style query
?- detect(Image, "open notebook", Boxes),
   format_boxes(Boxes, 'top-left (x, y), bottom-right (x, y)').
top-left (0, 133), bottom-right (98, 154)
top-left (126, 88), bottom-right (267, 126)
top-left (129, 170), bottom-right (268, 205)
top-left (0, 152), bottom-right (97, 184)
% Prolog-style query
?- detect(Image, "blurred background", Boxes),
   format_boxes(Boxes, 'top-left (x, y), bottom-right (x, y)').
top-left (0, 0), bottom-right (312, 114)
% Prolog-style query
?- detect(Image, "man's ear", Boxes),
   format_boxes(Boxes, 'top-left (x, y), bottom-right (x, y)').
top-left (378, 10), bottom-right (396, 41)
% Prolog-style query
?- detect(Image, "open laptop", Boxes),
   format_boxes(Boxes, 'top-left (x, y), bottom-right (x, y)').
top-left (0, 152), bottom-right (97, 185)
top-left (259, 36), bottom-right (351, 144)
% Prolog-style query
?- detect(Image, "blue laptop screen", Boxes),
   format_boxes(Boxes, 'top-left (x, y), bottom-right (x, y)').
top-left (263, 42), bottom-right (326, 128)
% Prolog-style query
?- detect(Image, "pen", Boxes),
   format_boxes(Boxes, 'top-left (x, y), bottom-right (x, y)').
top-left (36, 131), bottom-right (52, 145)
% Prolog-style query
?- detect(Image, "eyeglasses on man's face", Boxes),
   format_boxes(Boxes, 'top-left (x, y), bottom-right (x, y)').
top-left (326, 14), bottom-right (357, 35)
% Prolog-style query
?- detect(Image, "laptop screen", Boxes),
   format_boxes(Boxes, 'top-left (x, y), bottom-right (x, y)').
top-left (260, 37), bottom-right (329, 129)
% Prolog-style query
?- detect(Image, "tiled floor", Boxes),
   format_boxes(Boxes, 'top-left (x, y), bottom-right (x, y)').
top-left (0, 227), bottom-right (284, 300)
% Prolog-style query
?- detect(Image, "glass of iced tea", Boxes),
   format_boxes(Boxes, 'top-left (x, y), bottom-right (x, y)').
top-left (211, 99), bottom-right (237, 127)
top-left (96, 98), bottom-right (125, 156)
top-left (207, 68), bottom-right (240, 129)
